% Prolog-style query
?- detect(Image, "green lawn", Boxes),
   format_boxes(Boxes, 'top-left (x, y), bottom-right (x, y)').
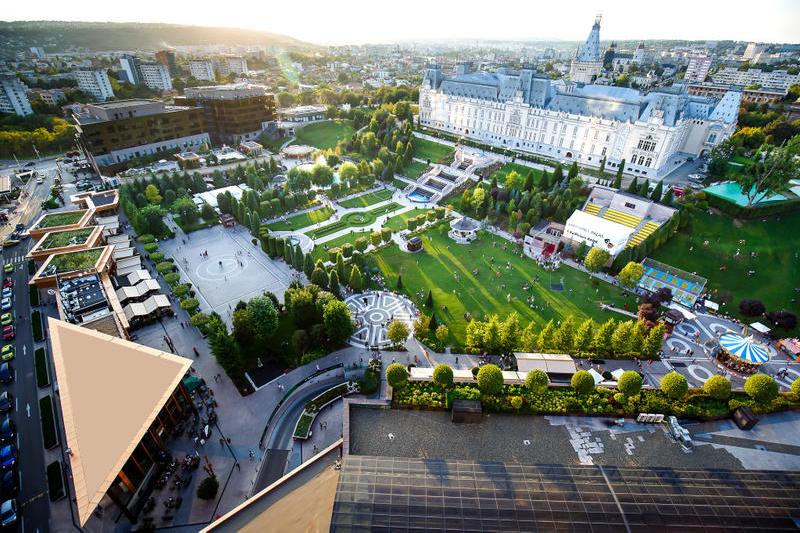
top-left (39, 228), bottom-right (94, 249)
top-left (295, 120), bottom-right (355, 150)
top-left (267, 207), bottom-right (334, 232)
top-left (338, 188), bottom-right (393, 209)
top-left (384, 208), bottom-right (431, 232)
top-left (412, 137), bottom-right (454, 163)
top-left (306, 203), bottom-right (403, 239)
top-left (651, 210), bottom-right (800, 317)
top-left (311, 230), bottom-right (372, 261)
top-left (489, 162), bottom-right (544, 185)
top-left (37, 210), bottom-right (86, 229)
top-left (368, 227), bottom-right (631, 348)
top-left (402, 160), bottom-right (430, 179)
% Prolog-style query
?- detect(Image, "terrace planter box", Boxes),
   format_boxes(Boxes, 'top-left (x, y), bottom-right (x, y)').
top-left (40, 395), bottom-right (59, 449)
top-left (35, 347), bottom-right (50, 388)
top-left (47, 461), bottom-right (66, 502)
top-left (292, 382), bottom-right (357, 440)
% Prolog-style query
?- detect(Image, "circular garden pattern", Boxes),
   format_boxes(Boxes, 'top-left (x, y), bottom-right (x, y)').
top-left (345, 291), bottom-right (417, 348)
top-left (340, 211), bottom-right (377, 227)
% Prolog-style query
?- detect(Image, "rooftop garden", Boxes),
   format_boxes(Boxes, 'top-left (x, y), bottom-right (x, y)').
top-left (39, 227), bottom-right (95, 250)
top-left (45, 247), bottom-right (103, 275)
top-left (37, 210), bottom-right (87, 229)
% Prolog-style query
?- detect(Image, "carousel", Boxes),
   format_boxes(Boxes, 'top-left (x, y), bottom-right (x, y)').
top-left (716, 333), bottom-right (770, 374)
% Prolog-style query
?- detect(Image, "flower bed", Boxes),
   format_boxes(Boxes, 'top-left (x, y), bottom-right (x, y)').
top-left (292, 382), bottom-right (356, 439)
top-left (392, 381), bottom-right (800, 420)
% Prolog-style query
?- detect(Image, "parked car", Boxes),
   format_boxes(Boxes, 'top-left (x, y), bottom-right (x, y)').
top-left (1, 470), bottom-right (17, 497)
top-left (0, 499), bottom-right (15, 527)
top-left (0, 289), bottom-right (10, 301)
top-left (0, 347), bottom-right (12, 362)
top-left (1, 328), bottom-right (13, 342)
top-left (0, 316), bottom-right (10, 328)
top-left (0, 394), bottom-right (11, 414)
top-left (1, 279), bottom-right (10, 289)
top-left (687, 173), bottom-right (705, 182)
top-left (0, 299), bottom-right (10, 312)
top-left (0, 419), bottom-right (14, 443)
top-left (0, 445), bottom-right (16, 470)
top-left (1, 264), bottom-right (11, 274)
top-left (0, 365), bottom-right (10, 385)
top-left (23, 162), bottom-right (35, 168)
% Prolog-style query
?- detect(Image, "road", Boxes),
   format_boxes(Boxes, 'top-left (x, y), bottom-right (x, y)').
top-left (252, 375), bottom-right (345, 492)
top-left (2, 239), bottom-right (50, 533)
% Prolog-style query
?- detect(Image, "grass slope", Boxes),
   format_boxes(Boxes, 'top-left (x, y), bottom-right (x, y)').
top-left (369, 227), bottom-right (631, 348)
top-left (652, 210), bottom-right (800, 317)
top-left (402, 160), bottom-right (430, 179)
top-left (295, 120), bottom-right (355, 150)
top-left (412, 138), bottom-right (454, 163)
top-left (489, 162), bottom-right (544, 185)
top-left (267, 207), bottom-right (334, 232)
top-left (338, 188), bottom-right (393, 209)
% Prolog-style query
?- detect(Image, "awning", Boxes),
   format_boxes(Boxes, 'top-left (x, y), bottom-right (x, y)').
top-left (588, 368), bottom-right (604, 385)
top-left (720, 333), bottom-right (769, 364)
top-left (750, 322), bottom-right (771, 334)
top-left (704, 300), bottom-right (719, 311)
top-left (182, 375), bottom-right (202, 393)
top-left (611, 369), bottom-right (625, 381)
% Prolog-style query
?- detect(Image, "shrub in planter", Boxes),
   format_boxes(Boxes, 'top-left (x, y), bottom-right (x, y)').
top-left (617, 371), bottom-right (643, 398)
top-left (432, 364), bottom-right (454, 388)
top-left (150, 252), bottom-right (165, 263)
top-left (144, 242), bottom-right (159, 253)
top-left (137, 234), bottom-right (155, 244)
top-left (359, 368), bottom-right (379, 395)
top-left (660, 372), bottom-right (689, 400)
top-left (164, 272), bottom-right (181, 285)
top-left (703, 375), bottom-right (732, 400)
top-left (156, 261), bottom-right (175, 274)
top-left (477, 364), bottom-right (503, 395)
top-left (172, 284), bottom-right (190, 297)
top-left (792, 378), bottom-right (800, 397)
top-left (386, 362), bottom-right (408, 389)
top-left (524, 369), bottom-right (549, 394)
top-left (180, 298), bottom-right (200, 314)
top-left (197, 475), bottom-right (219, 500)
top-left (509, 396), bottom-right (524, 410)
top-left (571, 371), bottom-right (595, 395)
top-left (744, 374), bottom-right (779, 405)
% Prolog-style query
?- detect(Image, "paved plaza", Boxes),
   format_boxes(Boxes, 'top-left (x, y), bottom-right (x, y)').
top-left (159, 222), bottom-right (297, 325)
top-left (345, 291), bottom-right (417, 347)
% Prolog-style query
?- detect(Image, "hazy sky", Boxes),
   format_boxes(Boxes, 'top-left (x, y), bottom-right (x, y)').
top-left (5, 0), bottom-right (800, 45)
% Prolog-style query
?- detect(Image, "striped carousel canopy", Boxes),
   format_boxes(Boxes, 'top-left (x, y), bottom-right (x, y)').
top-left (719, 333), bottom-right (769, 364)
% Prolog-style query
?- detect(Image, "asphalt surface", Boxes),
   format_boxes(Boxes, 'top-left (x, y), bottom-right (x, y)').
top-left (2, 239), bottom-right (50, 533)
top-left (252, 375), bottom-right (345, 492)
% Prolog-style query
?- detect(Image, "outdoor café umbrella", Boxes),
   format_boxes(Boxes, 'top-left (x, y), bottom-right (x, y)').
top-left (719, 333), bottom-right (769, 364)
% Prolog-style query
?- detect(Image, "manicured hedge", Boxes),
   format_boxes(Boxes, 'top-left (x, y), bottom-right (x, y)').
top-left (35, 347), bottom-right (50, 388)
top-left (29, 285), bottom-right (39, 307)
top-left (47, 461), bottom-right (65, 501)
top-left (40, 395), bottom-right (59, 449)
top-left (28, 259), bottom-right (36, 275)
top-left (32, 310), bottom-right (45, 341)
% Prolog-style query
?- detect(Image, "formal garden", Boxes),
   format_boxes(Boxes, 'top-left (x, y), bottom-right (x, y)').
top-left (266, 206), bottom-right (334, 232)
top-left (385, 362), bottom-right (800, 420)
top-left (412, 137), bottom-right (454, 163)
top-left (305, 202), bottom-right (403, 239)
top-left (338, 188), bottom-right (393, 209)
top-left (367, 227), bottom-right (632, 350)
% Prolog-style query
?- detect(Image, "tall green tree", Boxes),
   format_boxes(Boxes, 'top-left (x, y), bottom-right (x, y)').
top-left (323, 300), bottom-right (354, 346)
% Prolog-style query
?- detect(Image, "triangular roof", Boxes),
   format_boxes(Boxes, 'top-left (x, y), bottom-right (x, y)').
top-left (48, 319), bottom-right (192, 526)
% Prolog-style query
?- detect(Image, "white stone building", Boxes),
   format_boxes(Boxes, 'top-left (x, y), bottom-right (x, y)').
top-left (0, 75), bottom-right (32, 116)
top-left (74, 69), bottom-right (115, 101)
top-left (188, 60), bottom-right (215, 81)
top-left (712, 67), bottom-right (799, 94)
top-left (568, 16), bottom-right (603, 84)
top-left (419, 59), bottom-right (741, 179)
top-left (139, 63), bottom-right (173, 92)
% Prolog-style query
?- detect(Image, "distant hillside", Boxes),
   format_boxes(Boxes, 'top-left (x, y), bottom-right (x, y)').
top-left (0, 21), bottom-right (311, 53)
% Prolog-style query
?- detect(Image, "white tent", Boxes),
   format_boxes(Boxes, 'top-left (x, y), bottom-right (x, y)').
top-left (668, 302), bottom-right (696, 320)
top-left (588, 368), bottom-right (605, 385)
top-left (611, 368), bottom-right (626, 381)
top-left (704, 300), bottom-right (719, 311)
top-left (750, 322), bottom-right (771, 334)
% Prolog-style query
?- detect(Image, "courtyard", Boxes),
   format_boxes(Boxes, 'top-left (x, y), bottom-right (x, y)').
top-left (158, 223), bottom-right (296, 325)
top-left (367, 226), bottom-right (632, 348)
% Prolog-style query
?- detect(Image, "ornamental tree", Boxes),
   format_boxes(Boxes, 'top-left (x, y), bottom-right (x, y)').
top-left (617, 371), bottom-right (643, 398)
top-left (584, 247), bottom-right (611, 273)
top-left (477, 364), bottom-right (504, 395)
top-left (617, 261), bottom-right (644, 288)
top-left (744, 374), bottom-right (779, 404)
top-left (703, 375), bottom-right (732, 400)
top-left (571, 370), bottom-right (595, 395)
top-left (387, 320), bottom-right (410, 345)
top-left (524, 369), bottom-right (549, 394)
top-left (660, 372), bottom-right (688, 400)
top-left (433, 364), bottom-right (454, 388)
top-left (386, 362), bottom-right (408, 389)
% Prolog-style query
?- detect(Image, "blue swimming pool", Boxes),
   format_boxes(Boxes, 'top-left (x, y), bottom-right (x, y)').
top-left (407, 191), bottom-right (432, 203)
top-left (704, 182), bottom-right (786, 207)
